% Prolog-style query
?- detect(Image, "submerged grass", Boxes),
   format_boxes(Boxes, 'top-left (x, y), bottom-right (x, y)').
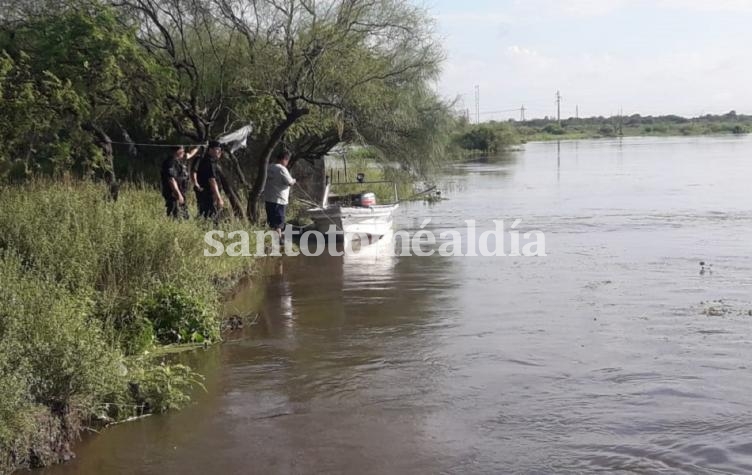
top-left (0, 180), bottom-right (258, 473)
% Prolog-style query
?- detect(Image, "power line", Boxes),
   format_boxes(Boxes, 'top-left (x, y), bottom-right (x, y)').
top-left (478, 108), bottom-right (523, 115)
top-left (109, 140), bottom-right (206, 148)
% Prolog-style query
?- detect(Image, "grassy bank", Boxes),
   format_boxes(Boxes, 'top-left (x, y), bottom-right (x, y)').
top-left (451, 113), bottom-right (752, 152)
top-left (0, 181), bottom-right (257, 473)
top-left (512, 114), bottom-right (751, 142)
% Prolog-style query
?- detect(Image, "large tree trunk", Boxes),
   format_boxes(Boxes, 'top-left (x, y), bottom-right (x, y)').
top-left (247, 108), bottom-right (308, 223)
top-left (218, 167), bottom-right (245, 220)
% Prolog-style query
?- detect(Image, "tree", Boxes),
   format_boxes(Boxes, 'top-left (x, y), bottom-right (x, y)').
top-left (454, 123), bottom-right (518, 153)
top-left (0, 3), bottom-right (171, 177)
top-left (216, 0), bottom-right (443, 221)
top-left (112, 0), bottom-right (251, 217)
top-left (0, 52), bottom-right (87, 178)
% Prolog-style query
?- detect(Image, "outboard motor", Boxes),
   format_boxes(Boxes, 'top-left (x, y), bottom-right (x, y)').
top-left (353, 192), bottom-right (376, 207)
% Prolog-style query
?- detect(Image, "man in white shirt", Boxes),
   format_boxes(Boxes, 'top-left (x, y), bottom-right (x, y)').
top-left (263, 150), bottom-right (296, 241)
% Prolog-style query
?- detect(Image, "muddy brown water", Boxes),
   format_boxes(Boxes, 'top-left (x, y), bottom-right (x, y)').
top-left (44, 137), bottom-right (752, 473)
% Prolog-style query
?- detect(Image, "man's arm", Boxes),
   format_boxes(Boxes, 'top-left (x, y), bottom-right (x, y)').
top-left (169, 178), bottom-right (184, 204)
top-left (191, 155), bottom-right (203, 191)
top-left (209, 178), bottom-right (223, 208)
top-left (186, 146), bottom-right (200, 160)
top-left (281, 166), bottom-right (296, 186)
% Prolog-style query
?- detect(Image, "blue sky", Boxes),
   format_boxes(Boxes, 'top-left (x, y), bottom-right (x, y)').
top-left (427, 0), bottom-right (752, 119)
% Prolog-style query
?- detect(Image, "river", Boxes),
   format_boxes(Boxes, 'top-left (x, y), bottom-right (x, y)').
top-left (45, 136), bottom-right (752, 473)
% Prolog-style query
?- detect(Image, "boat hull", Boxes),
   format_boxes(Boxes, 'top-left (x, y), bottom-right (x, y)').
top-left (307, 204), bottom-right (398, 241)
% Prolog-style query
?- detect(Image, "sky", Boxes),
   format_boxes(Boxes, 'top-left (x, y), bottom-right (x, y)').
top-left (428, 0), bottom-right (752, 120)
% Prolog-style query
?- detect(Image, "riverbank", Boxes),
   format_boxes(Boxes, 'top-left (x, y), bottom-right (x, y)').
top-left (451, 114), bottom-right (752, 153)
top-left (0, 181), bottom-right (260, 473)
top-left (519, 129), bottom-right (749, 142)
top-left (512, 114), bottom-right (751, 142)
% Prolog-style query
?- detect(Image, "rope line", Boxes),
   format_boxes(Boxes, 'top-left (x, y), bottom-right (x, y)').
top-left (295, 185), bottom-right (344, 233)
top-left (108, 140), bottom-right (208, 148)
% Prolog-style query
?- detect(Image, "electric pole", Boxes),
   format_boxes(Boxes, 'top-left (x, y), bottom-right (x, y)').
top-left (520, 105), bottom-right (526, 121)
top-left (556, 90), bottom-right (562, 125)
top-left (576, 105), bottom-right (579, 119)
top-left (474, 85), bottom-right (480, 124)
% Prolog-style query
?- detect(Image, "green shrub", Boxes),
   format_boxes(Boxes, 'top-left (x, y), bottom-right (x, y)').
top-left (135, 284), bottom-right (219, 345)
top-left (0, 254), bottom-right (123, 411)
top-left (0, 253), bottom-right (125, 470)
top-left (543, 124), bottom-right (565, 135)
top-left (0, 181), bottom-right (257, 471)
top-left (598, 125), bottom-right (616, 136)
top-left (126, 363), bottom-right (205, 414)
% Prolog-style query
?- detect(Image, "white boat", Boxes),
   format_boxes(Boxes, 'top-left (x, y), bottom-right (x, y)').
top-left (307, 203), bottom-right (399, 241)
top-left (306, 181), bottom-right (399, 242)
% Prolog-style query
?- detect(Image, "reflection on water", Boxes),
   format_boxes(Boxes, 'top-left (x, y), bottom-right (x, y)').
top-left (44, 137), bottom-right (752, 474)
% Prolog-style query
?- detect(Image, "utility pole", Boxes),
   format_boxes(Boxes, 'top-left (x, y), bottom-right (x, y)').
top-left (520, 105), bottom-right (526, 121)
top-left (618, 107), bottom-right (624, 136)
top-left (477, 86), bottom-right (481, 124)
top-left (556, 90), bottom-right (562, 125)
top-left (576, 105), bottom-right (579, 120)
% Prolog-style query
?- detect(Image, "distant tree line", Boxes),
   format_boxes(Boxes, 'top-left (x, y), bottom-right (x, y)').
top-left (512, 111), bottom-right (751, 140)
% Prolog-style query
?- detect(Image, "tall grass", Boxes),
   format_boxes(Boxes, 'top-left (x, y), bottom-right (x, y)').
top-left (0, 180), bottom-right (257, 472)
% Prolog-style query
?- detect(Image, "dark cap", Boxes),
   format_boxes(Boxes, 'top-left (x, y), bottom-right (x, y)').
top-left (208, 140), bottom-right (222, 149)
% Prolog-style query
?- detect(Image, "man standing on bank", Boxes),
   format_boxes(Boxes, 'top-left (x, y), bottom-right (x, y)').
top-left (161, 145), bottom-right (199, 219)
top-left (194, 140), bottom-right (225, 220)
top-left (264, 150), bottom-right (296, 242)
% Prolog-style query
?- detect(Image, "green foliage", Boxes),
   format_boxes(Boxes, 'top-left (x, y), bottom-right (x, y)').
top-left (0, 51), bottom-right (89, 178)
top-left (598, 125), bottom-right (616, 136)
top-left (454, 123), bottom-right (520, 153)
top-left (0, 252), bottom-right (124, 471)
top-left (351, 86), bottom-right (460, 176)
top-left (122, 362), bottom-right (204, 415)
top-left (0, 2), bottom-right (174, 179)
top-left (510, 111), bottom-right (752, 141)
top-left (543, 124), bottom-right (566, 135)
top-left (135, 285), bottom-right (219, 345)
top-left (0, 181), bottom-right (255, 471)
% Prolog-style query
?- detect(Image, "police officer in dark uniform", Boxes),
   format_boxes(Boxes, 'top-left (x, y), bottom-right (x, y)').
top-left (161, 145), bottom-right (199, 219)
top-left (194, 140), bottom-right (225, 220)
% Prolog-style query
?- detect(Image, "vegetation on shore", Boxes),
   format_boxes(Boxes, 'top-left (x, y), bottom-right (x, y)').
top-left (0, 181), bottom-right (258, 473)
top-left (514, 111), bottom-right (751, 141)
top-left (455, 111), bottom-right (752, 152)
top-left (449, 111), bottom-right (751, 154)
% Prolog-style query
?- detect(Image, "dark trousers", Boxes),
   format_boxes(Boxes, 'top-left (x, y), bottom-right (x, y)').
top-left (197, 192), bottom-right (217, 220)
top-left (165, 199), bottom-right (189, 220)
top-left (265, 201), bottom-right (287, 229)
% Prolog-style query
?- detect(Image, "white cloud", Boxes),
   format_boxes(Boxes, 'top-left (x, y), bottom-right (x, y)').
top-left (507, 0), bottom-right (628, 18)
top-left (434, 11), bottom-right (512, 26)
top-left (657, 0), bottom-right (752, 12)
top-left (554, 0), bottom-right (628, 17)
